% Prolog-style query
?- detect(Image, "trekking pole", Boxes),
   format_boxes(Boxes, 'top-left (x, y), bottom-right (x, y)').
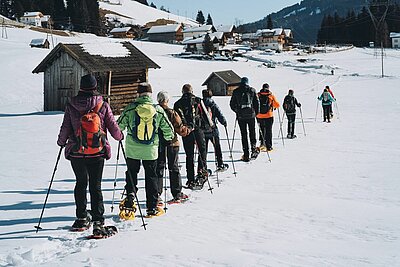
top-left (257, 122), bottom-right (272, 163)
top-left (314, 99), bottom-right (319, 122)
top-left (277, 108), bottom-right (285, 147)
top-left (195, 141), bottom-right (214, 194)
top-left (163, 146), bottom-right (168, 213)
top-left (212, 136), bottom-right (220, 187)
top-left (110, 141), bottom-right (121, 212)
top-left (334, 101), bottom-right (340, 120)
top-left (299, 107), bottom-right (307, 136)
top-left (35, 146), bottom-right (63, 233)
top-left (278, 110), bottom-right (286, 139)
top-left (230, 119), bottom-right (237, 158)
top-left (224, 126), bottom-right (237, 177)
top-left (119, 141), bottom-right (147, 230)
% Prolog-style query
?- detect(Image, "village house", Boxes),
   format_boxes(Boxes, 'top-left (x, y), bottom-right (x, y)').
top-left (202, 70), bottom-right (241, 96)
top-left (255, 28), bottom-right (293, 51)
top-left (147, 24), bottom-right (183, 43)
top-left (390, 32), bottom-right (400, 48)
top-left (183, 25), bottom-right (216, 39)
top-left (30, 38), bottom-right (50, 49)
top-left (109, 27), bottom-right (136, 38)
top-left (215, 25), bottom-right (237, 44)
top-left (32, 42), bottom-right (160, 114)
top-left (182, 34), bottom-right (219, 54)
top-left (20, 12), bottom-right (50, 27)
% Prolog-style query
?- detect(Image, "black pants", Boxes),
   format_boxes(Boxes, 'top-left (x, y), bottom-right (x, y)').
top-left (286, 114), bottom-right (296, 136)
top-left (323, 105), bottom-right (331, 121)
top-left (182, 129), bottom-right (207, 182)
top-left (157, 144), bottom-right (182, 198)
top-left (257, 117), bottom-right (274, 149)
top-left (204, 134), bottom-right (224, 167)
top-left (125, 158), bottom-right (158, 210)
top-left (71, 157), bottom-right (105, 222)
top-left (238, 118), bottom-right (257, 157)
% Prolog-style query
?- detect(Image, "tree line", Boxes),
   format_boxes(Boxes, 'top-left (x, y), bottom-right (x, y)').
top-left (317, 1), bottom-right (400, 47)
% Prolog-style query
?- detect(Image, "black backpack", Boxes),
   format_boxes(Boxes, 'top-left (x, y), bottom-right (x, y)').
top-left (259, 94), bottom-right (272, 114)
top-left (283, 96), bottom-right (295, 113)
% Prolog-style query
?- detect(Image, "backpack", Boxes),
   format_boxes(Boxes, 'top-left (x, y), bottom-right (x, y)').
top-left (322, 92), bottom-right (330, 103)
top-left (75, 101), bottom-right (106, 155)
top-left (259, 93), bottom-right (272, 114)
top-left (200, 100), bottom-right (214, 132)
top-left (283, 96), bottom-right (295, 112)
top-left (240, 90), bottom-right (252, 110)
top-left (131, 103), bottom-right (157, 144)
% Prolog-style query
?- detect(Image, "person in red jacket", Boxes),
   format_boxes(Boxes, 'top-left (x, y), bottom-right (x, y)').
top-left (57, 74), bottom-right (123, 235)
top-left (256, 83), bottom-right (280, 151)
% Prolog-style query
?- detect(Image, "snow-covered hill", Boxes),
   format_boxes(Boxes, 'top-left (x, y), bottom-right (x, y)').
top-left (0, 27), bottom-right (400, 266)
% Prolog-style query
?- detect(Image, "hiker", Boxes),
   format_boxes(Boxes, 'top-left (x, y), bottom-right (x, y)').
top-left (229, 77), bottom-right (259, 162)
top-left (283, 89), bottom-right (301, 139)
top-left (202, 89), bottom-right (228, 171)
top-left (118, 83), bottom-right (174, 217)
top-left (325, 85), bottom-right (336, 117)
top-left (318, 88), bottom-right (335, 123)
top-left (174, 84), bottom-right (210, 190)
top-left (156, 91), bottom-right (191, 203)
top-left (57, 74), bottom-right (123, 235)
top-left (256, 83), bottom-right (280, 151)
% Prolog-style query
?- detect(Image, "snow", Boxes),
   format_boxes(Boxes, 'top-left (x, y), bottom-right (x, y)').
top-left (109, 27), bottom-right (131, 33)
top-left (147, 24), bottom-right (181, 34)
top-left (81, 42), bottom-right (130, 57)
top-left (1, 26), bottom-right (400, 266)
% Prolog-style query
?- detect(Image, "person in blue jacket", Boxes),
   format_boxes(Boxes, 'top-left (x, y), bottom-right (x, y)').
top-left (318, 88), bottom-right (336, 123)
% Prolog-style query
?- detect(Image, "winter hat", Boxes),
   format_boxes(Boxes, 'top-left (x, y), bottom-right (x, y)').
top-left (157, 91), bottom-right (169, 104)
top-left (202, 89), bottom-right (213, 98)
top-left (182, 84), bottom-right (193, 94)
top-left (288, 89), bottom-right (294, 95)
top-left (80, 74), bottom-right (97, 91)
top-left (262, 83), bottom-right (270, 90)
top-left (137, 82), bottom-right (152, 95)
top-left (241, 77), bottom-right (249, 85)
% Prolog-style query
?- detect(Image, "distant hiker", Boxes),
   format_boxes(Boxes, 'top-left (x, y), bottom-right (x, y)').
top-left (256, 83), bottom-right (280, 151)
top-left (325, 85), bottom-right (336, 117)
top-left (202, 89), bottom-right (228, 171)
top-left (331, 69), bottom-right (334, 75)
top-left (156, 91), bottom-right (190, 203)
top-left (174, 84), bottom-right (211, 190)
top-left (283, 89), bottom-right (301, 139)
top-left (318, 88), bottom-right (335, 123)
top-left (57, 74), bottom-right (123, 235)
top-left (229, 77), bottom-right (259, 162)
top-left (118, 83), bottom-right (174, 217)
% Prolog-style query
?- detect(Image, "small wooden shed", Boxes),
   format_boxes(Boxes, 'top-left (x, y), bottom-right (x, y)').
top-left (30, 38), bottom-right (50, 49)
top-left (147, 24), bottom-right (183, 43)
top-left (110, 27), bottom-right (136, 38)
top-left (32, 42), bottom-right (160, 114)
top-left (202, 70), bottom-right (241, 96)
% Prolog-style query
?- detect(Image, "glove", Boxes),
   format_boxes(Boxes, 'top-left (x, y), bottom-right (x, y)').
top-left (57, 141), bottom-right (65, 148)
top-left (165, 139), bottom-right (173, 146)
top-left (120, 132), bottom-right (124, 141)
top-left (298, 103), bottom-right (302, 107)
top-left (222, 122), bottom-right (227, 128)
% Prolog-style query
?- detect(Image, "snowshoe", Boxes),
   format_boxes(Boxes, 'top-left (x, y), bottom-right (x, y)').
top-left (259, 145), bottom-right (267, 152)
top-left (251, 147), bottom-right (260, 160)
top-left (70, 216), bottom-right (91, 232)
top-left (157, 196), bottom-right (164, 207)
top-left (167, 193), bottom-right (189, 204)
top-left (86, 223), bottom-right (117, 239)
top-left (183, 180), bottom-right (197, 190)
top-left (119, 195), bottom-right (137, 221)
top-left (216, 163), bottom-right (229, 172)
top-left (145, 206), bottom-right (165, 218)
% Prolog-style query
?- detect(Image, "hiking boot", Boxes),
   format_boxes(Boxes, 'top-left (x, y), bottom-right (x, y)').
top-left (92, 221), bottom-right (106, 236)
top-left (287, 134), bottom-right (292, 139)
top-left (146, 207), bottom-right (164, 217)
top-left (291, 135), bottom-right (297, 139)
top-left (124, 193), bottom-right (135, 209)
top-left (157, 195), bottom-right (164, 207)
top-left (241, 154), bottom-right (250, 162)
top-left (71, 216), bottom-right (91, 230)
top-left (174, 192), bottom-right (189, 201)
top-left (251, 149), bottom-right (260, 159)
top-left (267, 147), bottom-right (273, 152)
top-left (216, 164), bottom-right (229, 172)
top-left (185, 180), bottom-right (197, 190)
top-left (196, 171), bottom-right (208, 187)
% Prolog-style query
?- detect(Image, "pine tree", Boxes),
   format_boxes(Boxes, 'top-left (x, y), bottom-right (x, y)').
top-left (150, 2), bottom-right (156, 8)
top-left (53, 0), bottom-right (67, 29)
top-left (206, 13), bottom-right (213, 25)
top-left (203, 33), bottom-right (214, 55)
top-left (196, 10), bottom-right (205, 24)
top-left (266, 15), bottom-right (273, 29)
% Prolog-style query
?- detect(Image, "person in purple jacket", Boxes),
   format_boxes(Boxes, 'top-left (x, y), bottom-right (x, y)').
top-left (57, 74), bottom-right (123, 235)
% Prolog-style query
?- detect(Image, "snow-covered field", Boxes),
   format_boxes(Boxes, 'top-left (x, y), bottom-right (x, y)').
top-left (1, 27), bottom-right (400, 266)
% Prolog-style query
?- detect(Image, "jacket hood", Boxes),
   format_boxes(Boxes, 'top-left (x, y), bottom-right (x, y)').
top-left (69, 92), bottom-right (103, 113)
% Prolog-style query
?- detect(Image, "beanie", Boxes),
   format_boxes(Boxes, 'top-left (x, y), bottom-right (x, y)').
top-left (202, 89), bottom-right (212, 98)
top-left (80, 74), bottom-right (97, 91)
top-left (182, 84), bottom-right (193, 94)
top-left (262, 83), bottom-right (270, 90)
top-left (241, 77), bottom-right (249, 85)
top-left (138, 83), bottom-right (152, 94)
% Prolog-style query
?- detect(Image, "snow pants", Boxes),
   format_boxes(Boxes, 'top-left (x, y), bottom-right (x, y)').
top-left (238, 118), bottom-right (257, 157)
top-left (286, 114), bottom-right (296, 136)
top-left (71, 157), bottom-right (105, 222)
top-left (323, 105), bottom-right (331, 122)
top-left (182, 129), bottom-right (207, 183)
top-left (204, 134), bottom-right (224, 168)
top-left (156, 144), bottom-right (182, 199)
top-left (257, 117), bottom-right (274, 150)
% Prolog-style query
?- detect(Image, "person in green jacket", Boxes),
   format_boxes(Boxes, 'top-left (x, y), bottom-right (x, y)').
top-left (118, 83), bottom-right (174, 217)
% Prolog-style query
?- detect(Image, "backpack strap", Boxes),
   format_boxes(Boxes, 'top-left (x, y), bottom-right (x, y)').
top-left (93, 101), bottom-right (103, 113)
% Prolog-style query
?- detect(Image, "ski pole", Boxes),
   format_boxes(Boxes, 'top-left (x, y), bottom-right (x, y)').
top-left (212, 136), bottom-right (220, 187)
top-left (224, 126), bottom-right (237, 177)
top-left (299, 106), bottom-right (307, 136)
top-left (278, 110), bottom-right (286, 139)
top-left (230, 119), bottom-right (237, 158)
top-left (314, 99), bottom-right (319, 122)
top-left (110, 141), bottom-right (121, 213)
top-left (334, 101), bottom-right (340, 120)
top-left (163, 146), bottom-right (168, 213)
top-left (277, 108), bottom-right (285, 147)
top-left (257, 122), bottom-right (272, 163)
top-left (119, 141), bottom-right (147, 230)
top-left (195, 141), bottom-right (214, 194)
top-left (35, 146), bottom-right (63, 233)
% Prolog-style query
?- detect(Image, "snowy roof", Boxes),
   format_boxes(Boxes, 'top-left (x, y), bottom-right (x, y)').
top-left (390, 32), bottom-right (400, 38)
top-left (183, 25), bottom-right (215, 33)
top-left (242, 33), bottom-right (257, 40)
top-left (32, 42), bottom-right (160, 73)
top-left (284, 29), bottom-right (292, 36)
top-left (22, 12), bottom-right (43, 17)
top-left (182, 35), bottom-right (218, 45)
top-left (147, 24), bottom-right (181, 34)
top-left (210, 32), bottom-right (224, 40)
top-left (30, 39), bottom-right (48, 46)
top-left (215, 25), bottom-right (235, 33)
top-left (255, 28), bottom-right (284, 37)
top-left (110, 27), bottom-right (132, 34)
top-left (202, 70), bottom-right (241, 86)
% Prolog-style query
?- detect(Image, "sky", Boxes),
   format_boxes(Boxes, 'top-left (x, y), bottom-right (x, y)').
top-left (150, 0), bottom-right (300, 25)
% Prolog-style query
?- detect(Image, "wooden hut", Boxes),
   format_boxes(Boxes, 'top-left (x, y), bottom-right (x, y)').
top-left (202, 70), bottom-right (241, 96)
top-left (147, 24), bottom-right (183, 43)
top-left (30, 38), bottom-right (50, 49)
top-left (32, 41), bottom-right (160, 114)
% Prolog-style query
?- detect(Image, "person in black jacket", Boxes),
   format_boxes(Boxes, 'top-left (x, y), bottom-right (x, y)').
top-left (283, 89), bottom-right (301, 139)
top-left (202, 89), bottom-right (228, 171)
top-left (174, 84), bottom-right (209, 189)
top-left (229, 77), bottom-right (259, 162)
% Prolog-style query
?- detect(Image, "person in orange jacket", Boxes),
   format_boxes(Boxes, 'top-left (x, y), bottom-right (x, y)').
top-left (256, 83), bottom-right (280, 151)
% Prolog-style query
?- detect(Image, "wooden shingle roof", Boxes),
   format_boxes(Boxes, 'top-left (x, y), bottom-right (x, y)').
top-left (32, 41), bottom-right (160, 73)
top-left (202, 70), bottom-right (241, 86)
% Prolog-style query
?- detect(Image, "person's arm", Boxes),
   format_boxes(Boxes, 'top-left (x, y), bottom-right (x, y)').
top-left (252, 89), bottom-right (259, 114)
top-left (213, 102), bottom-right (227, 127)
top-left (230, 92), bottom-right (238, 113)
top-left (172, 110), bottom-right (191, 137)
top-left (272, 95), bottom-right (280, 109)
top-left (295, 97), bottom-right (301, 107)
top-left (158, 109), bottom-right (174, 141)
top-left (103, 102), bottom-right (123, 141)
top-left (57, 104), bottom-right (73, 147)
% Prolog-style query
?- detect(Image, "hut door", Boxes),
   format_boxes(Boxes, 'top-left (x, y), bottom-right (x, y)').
top-left (58, 68), bottom-right (75, 110)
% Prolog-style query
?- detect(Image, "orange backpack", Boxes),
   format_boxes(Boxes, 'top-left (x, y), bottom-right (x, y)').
top-left (75, 101), bottom-right (106, 155)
